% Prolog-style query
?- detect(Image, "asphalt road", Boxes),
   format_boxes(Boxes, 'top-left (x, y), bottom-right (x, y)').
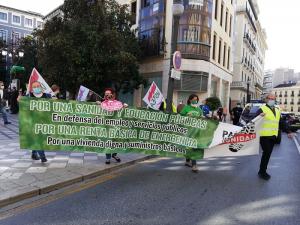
top-left (1, 134), bottom-right (300, 225)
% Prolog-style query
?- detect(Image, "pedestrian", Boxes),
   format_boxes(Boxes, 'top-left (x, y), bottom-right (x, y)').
top-left (180, 94), bottom-right (203, 173)
top-left (256, 93), bottom-right (293, 180)
top-left (223, 106), bottom-right (228, 122)
top-left (230, 103), bottom-right (243, 125)
top-left (21, 81), bottom-right (50, 163)
top-left (51, 84), bottom-right (61, 99)
top-left (199, 99), bottom-right (210, 118)
top-left (217, 107), bottom-right (223, 121)
top-left (10, 86), bottom-right (19, 114)
top-left (0, 82), bottom-right (11, 125)
top-left (97, 88), bottom-right (123, 164)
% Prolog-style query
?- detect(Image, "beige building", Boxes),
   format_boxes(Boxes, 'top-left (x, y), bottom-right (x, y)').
top-left (230, 0), bottom-right (267, 106)
top-left (117, 0), bottom-right (235, 108)
top-left (273, 83), bottom-right (300, 114)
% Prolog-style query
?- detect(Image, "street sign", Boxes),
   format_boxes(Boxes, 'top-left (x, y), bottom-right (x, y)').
top-left (173, 51), bottom-right (182, 71)
top-left (171, 69), bottom-right (181, 80)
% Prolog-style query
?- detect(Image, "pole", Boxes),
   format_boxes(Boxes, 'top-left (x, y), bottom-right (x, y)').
top-left (166, 14), bottom-right (180, 113)
top-left (246, 79), bottom-right (250, 103)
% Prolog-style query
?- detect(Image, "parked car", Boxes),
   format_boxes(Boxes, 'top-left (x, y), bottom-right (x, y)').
top-left (281, 112), bottom-right (300, 132)
top-left (238, 102), bottom-right (282, 144)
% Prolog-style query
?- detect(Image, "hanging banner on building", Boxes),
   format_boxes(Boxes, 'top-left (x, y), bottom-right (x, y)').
top-left (26, 68), bottom-right (53, 96)
top-left (143, 82), bottom-right (164, 110)
top-left (19, 98), bottom-right (262, 159)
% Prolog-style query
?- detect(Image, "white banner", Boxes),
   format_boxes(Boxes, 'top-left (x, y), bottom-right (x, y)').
top-left (143, 82), bottom-right (164, 110)
top-left (76, 85), bottom-right (90, 102)
top-left (26, 68), bottom-right (53, 96)
top-left (204, 116), bottom-right (264, 158)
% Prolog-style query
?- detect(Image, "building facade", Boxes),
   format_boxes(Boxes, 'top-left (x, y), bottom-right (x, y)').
top-left (117, 0), bottom-right (235, 108)
top-left (263, 70), bottom-right (273, 95)
top-left (0, 5), bottom-right (43, 84)
top-left (273, 83), bottom-right (300, 114)
top-left (230, 0), bottom-right (267, 107)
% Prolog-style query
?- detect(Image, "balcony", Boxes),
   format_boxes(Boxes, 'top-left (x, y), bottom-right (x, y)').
top-left (284, 102), bottom-right (287, 105)
top-left (231, 81), bottom-right (255, 93)
top-left (177, 42), bottom-right (210, 61)
top-left (297, 102), bottom-right (300, 105)
top-left (243, 33), bottom-right (257, 53)
top-left (255, 82), bottom-right (263, 91)
top-left (284, 94), bottom-right (288, 97)
top-left (279, 94), bottom-right (282, 97)
top-left (290, 102), bottom-right (294, 105)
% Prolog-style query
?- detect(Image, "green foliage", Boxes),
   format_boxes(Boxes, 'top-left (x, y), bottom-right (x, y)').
top-left (17, 36), bottom-right (40, 90)
top-left (33, 0), bottom-right (145, 96)
top-left (206, 97), bottom-right (222, 112)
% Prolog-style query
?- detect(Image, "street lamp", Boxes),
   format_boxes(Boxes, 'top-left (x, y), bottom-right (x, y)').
top-left (246, 77), bottom-right (251, 103)
top-left (166, 0), bottom-right (184, 113)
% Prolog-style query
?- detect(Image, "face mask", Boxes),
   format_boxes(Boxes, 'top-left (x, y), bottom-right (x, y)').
top-left (267, 100), bottom-right (275, 107)
top-left (191, 100), bottom-right (198, 106)
top-left (237, 104), bottom-right (241, 107)
top-left (0, 85), bottom-right (4, 89)
top-left (33, 87), bottom-right (42, 95)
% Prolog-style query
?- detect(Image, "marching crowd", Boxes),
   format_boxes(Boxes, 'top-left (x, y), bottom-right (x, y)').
top-left (0, 80), bottom-right (294, 179)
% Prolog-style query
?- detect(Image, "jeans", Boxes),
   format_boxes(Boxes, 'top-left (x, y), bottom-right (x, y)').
top-left (106, 153), bottom-right (117, 160)
top-left (186, 158), bottom-right (196, 166)
top-left (0, 105), bottom-right (8, 123)
top-left (32, 150), bottom-right (46, 159)
top-left (259, 137), bottom-right (275, 173)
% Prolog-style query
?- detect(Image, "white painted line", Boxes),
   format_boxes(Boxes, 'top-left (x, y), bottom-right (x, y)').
top-left (292, 136), bottom-right (300, 154)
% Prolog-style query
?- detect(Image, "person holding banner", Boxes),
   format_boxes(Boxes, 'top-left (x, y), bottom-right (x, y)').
top-left (97, 88), bottom-right (124, 164)
top-left (256, 93), bottom-right (293, 180)
top-left (180, 94), bottom-right (203, 173)
top-left (22, 81), bottom-right (50, 163)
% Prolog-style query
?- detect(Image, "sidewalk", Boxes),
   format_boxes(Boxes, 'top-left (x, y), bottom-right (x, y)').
top-left (0, 114), bottom-right (153, 208)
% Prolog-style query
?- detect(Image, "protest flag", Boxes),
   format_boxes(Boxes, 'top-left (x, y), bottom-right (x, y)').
top-left (26, 68), bottom-right (53, 96)
top-left (143, 82), bottom-right (164, 110)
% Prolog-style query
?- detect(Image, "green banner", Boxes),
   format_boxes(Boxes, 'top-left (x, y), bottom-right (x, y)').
top-left (19, 98), bottom-right (219, 159)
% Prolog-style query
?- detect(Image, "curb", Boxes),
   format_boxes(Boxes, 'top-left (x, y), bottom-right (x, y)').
top-left (0, 155), bottom-right (155, 208)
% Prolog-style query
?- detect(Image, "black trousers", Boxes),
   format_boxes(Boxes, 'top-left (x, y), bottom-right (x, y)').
top-left (259, 137), bottom-right (276, 173)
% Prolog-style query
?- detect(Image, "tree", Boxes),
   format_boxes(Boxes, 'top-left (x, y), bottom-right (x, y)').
top-left (206, 96), bottom-right (222, 116)
top-left (35, 0), bottom-right (145, 96)
top-left (17, 36), bottom-right (40, 90)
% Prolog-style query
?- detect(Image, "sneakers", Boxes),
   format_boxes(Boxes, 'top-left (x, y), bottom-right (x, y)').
top-left (105, 159), bottom-right (111, 164)
top-left (112, 155), bottom-right (121, 163)
top-left (31, 154), bottom-right (40, 160)
top-left (41, 158), bottom-right (48, 163)
top-left (192, 165), bottom-right (199, 173)
top-left (4, 121), bottom-right (11, 125)
top-left (185, 162), bottom-right (192, 167)
top-left (258, 171), bottom-right (271, 180)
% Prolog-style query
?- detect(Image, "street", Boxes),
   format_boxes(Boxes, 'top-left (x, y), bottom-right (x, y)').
top-left (0, 133), bottom-right (299, 225)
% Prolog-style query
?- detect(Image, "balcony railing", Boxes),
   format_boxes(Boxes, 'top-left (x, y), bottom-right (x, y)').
top-left (284, 94), bottom-right (288, 97)
top-left (284, 102), bottom-right (287, 105)
top-left (231, 81), bottom-right (255, 93)
top-left (177, 42), bottom-right (210, 61)
top-left (279, 94), bottom-right (282, 97)
top-left (290, 102), bottom-right (294, 105)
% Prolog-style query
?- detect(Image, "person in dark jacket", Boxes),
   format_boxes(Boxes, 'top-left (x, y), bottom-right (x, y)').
top-left (230, 103), bottom-right (243, 125)
top-left (0, 82), bottom-right (11, 125)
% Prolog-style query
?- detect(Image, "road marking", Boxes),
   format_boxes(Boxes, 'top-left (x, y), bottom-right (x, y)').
top-left (292, 136), bottom-right (300, 155)
top-left (0, 173), bottom-right (120, 220)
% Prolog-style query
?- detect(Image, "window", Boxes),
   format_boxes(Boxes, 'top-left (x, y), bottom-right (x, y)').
top-left (227, 47), bottom-right (230, 69)
top-left (229, 15), bottom-right (232, 37)
top-left (218, 39), bottom-right (222, 64)
top-left (37, 21), bottom-right (43, 28)
top-left (25, 18), bottom-right (33, 27)
top-left (225, 10), bottom-right (228, 32)
top-left (12, 15), bottom-right (21, 24)
top-left (12, 32), bottom-right (20, 45)
top-left (212, 34), bottom-right (216, 60)
top-left (0, 12), bottom-right (7, 21)
top-left (0, 30), bottom-right (7, 43)
top-left (214, 0), bottom-right (218, 20)
top-left (142, 0), bottom-right (150, 8)
top-left (223, 43), bottom-right (227, 67)
top-left (220, 3), bottom-right (224, 26)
